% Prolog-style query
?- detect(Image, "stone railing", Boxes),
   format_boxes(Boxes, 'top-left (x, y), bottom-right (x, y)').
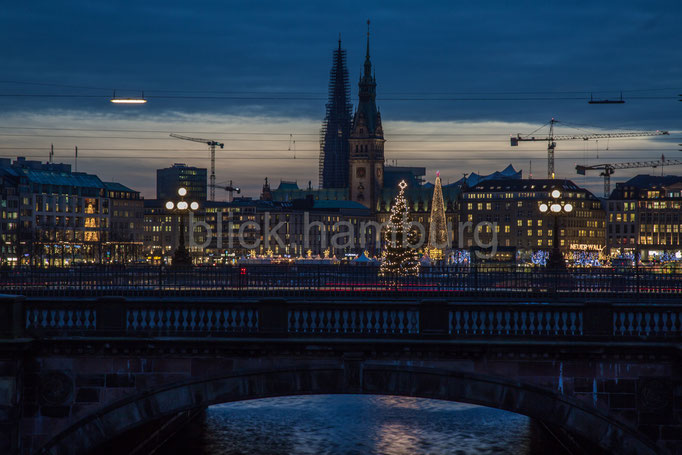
top-left (1, 296), bottom-right (680, 341)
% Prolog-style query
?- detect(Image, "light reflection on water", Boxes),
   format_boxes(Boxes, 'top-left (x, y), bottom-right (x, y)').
top-left (163, 395), bottom-right (563, 455)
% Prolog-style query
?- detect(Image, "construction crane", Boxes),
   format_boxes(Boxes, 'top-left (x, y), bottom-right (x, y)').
top-left (511, 119), bottom-right (669, 179)
top-left (288, 134), bottom-right (296, 159)
top-left (170, 133), bottom-right (224, 201)
top-left (576, 155), bottom-right (682, 198)
top-left (217, 180), bottom-right (241, 202)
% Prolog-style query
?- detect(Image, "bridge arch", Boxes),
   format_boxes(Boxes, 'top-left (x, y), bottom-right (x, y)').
top-left (38, 365), bottom-right (660, 455)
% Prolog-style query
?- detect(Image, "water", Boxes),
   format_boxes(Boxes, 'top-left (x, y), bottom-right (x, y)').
top-left (162, 395), bottom-right (567, 455)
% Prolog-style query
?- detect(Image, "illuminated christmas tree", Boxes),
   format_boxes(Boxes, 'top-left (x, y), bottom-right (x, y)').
top-left (427, 170), bottom-right (448, 261)
top-left (380, 180), bottom-right (420, 277)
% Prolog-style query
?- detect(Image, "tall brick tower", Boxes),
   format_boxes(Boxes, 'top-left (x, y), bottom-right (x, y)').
top-left (348, 20), bottom-right (385, 210)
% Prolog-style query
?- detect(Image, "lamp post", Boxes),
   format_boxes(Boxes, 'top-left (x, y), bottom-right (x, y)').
top-left (165, 187), bottom-right (199, 267)
top-left (539, 188), bottom-right (574, 270)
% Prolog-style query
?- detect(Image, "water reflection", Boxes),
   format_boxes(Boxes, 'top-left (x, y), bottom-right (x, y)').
top-left (162, 395), bottom-right (564, 455)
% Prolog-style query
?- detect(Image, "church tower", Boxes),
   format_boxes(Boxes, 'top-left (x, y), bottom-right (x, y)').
top-left (348, 20), bottom-right (385, 210)
top-left (319, 37), bottom-right (352, 189)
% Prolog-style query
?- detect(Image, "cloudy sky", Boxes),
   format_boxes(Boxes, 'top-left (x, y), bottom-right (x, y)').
top-left (1, 0), bottom-right (680, 198)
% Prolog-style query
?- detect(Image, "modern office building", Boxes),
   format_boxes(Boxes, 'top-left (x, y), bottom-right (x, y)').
top-left (157, 163), bottom-right (207, 202)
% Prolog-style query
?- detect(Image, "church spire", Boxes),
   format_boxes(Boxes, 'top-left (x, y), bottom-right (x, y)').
top-left (364, 19), bottom-right (372, 78)
top-left (366, 20), bottom-right (370, 58)
top-left (319, 37), bottom-right (352, 189)
top-left (348, 21), bottom-right (385, 211)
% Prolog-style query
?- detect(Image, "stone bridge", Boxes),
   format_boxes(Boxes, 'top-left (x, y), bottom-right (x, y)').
top-left (0, 295), bottom-right (680, 454)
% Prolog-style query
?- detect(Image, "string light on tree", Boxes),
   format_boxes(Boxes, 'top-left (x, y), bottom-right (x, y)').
top-left (427, 170), bottom-right (448, 261)
top-left (380, 180), bottom-right (420, 277)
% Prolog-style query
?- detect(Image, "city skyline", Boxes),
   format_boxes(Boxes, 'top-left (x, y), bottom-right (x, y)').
top-left (2, 4), bottom-right (682, 454)
top-left (1, 1), bottom-right (680, 198)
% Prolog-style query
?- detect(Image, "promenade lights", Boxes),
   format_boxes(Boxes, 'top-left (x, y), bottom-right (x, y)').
top-left (165, 187), bottom-right (199, 266)
top-left (539, 188), bottom-right (573, 269)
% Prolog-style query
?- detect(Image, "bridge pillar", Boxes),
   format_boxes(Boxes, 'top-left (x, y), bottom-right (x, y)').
top-left (343, 354), bottom-right (364, 393)
top-left (583, 300), bottom-right (613, 337)
top-left (96, 296), bottom-right (126, 336)
top-left (419, 299), bottom-right (449, 336)
top-left (0, 295), bottom-right (24, 339)
top-left (258, 299), bottom-right (288, 335)
top-left (0, 296), bottom-right (26, 455)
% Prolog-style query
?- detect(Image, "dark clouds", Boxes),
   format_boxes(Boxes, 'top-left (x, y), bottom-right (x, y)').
top-left (0, 0), bottom-right (680, 199)
top-left (1, 0), bottom-right (680, 128)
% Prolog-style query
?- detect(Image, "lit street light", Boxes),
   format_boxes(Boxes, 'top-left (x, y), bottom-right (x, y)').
top-left (110, 90), bottom-right (147, 104)
top-left (165, 187), bottom-right (199, 267)
top-left (539, 188), bottom-right (574, 269)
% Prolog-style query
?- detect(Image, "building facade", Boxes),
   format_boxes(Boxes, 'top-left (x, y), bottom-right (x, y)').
top-left (0, 159), bottom-right (19, 266)
top-left (0, 157), bottom-right (148, 266)
top-left (143, 197), bottom-right (376, 264)
top-left (157, 163), bottom-right (207, 202)
top-left (104, 182), bottom-right (144, 263)
top-left (607, 175), bottom-right (682, 259)
top-left (459, 179), bottom-right (606, 263)
top-left (0, 158), bottom-right (110, 266)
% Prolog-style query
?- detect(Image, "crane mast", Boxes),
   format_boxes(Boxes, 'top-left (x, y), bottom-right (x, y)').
top-left (511, 119), bottom-right (669, 179)
top-left (577, 156), bottom-right (682, 198)
top-left (170, 133), bottom-right (225, 201)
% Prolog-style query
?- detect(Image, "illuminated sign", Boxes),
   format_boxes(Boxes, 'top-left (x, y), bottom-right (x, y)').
top-left (569, 244), bottom-right (603, 251)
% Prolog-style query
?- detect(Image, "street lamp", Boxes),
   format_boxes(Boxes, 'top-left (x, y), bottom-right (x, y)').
top-left (165, 187), bottom-right (199, 267)
top-left (539, 188), bottom-right (574, 269)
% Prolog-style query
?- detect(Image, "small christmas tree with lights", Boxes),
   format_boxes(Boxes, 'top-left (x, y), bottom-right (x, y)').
top-left (380, 180), bottom-right (420, 277)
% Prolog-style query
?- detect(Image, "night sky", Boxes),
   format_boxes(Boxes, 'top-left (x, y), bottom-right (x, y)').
top-left (1, 0), bottom-right (680, 197)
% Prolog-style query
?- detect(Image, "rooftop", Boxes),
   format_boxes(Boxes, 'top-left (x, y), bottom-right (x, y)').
top-left (619, 175), bottom-right (682, 190)
top-left (104, 181), bottom-right (138, 194)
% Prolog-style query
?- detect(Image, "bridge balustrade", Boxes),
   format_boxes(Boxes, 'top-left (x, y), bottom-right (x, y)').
top-left (450, 306), bottom-right (583, 336)
top-left (3, 296), bottom-right (680, 342)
